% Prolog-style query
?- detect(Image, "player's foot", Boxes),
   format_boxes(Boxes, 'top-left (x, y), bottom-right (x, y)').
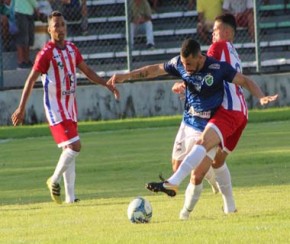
top-left (179, 208), bottom-right (192, 220)
top-left (46, 177), bottom-right (62, 204)
top-left (145, 181), bottom-right (178, 197)
top-left (222, 206), bottom-right (238, 214)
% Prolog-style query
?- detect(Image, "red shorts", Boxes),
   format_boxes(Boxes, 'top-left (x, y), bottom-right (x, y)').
top-left (50, 120), bottom-right (79, 148)
top-left (207, 107), bottom-right (248, 153)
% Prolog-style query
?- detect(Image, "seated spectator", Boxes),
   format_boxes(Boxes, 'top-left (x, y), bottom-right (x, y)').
top-left (0, 0), bottom-right (10, 51)
top-left (130, 0), bottom-right (155, 50)
top-left (49, 0), bottom-right (88, 35)
top-left (222, 0), bottom-right (255, 41)
top-left (196, 0), bottom-right (223, 44)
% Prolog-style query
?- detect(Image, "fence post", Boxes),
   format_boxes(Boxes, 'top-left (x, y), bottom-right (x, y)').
top-left (254, 0), bottom-right (261, 73)
top-left (125, 0), bottom-right (132, 72)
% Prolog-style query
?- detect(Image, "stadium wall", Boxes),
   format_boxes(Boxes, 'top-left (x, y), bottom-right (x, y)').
top-left (0, 73), bottom-right (289, 125)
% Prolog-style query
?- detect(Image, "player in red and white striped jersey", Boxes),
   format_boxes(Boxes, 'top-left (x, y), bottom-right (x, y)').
top-left (11, 11), bottom-right (118, 204)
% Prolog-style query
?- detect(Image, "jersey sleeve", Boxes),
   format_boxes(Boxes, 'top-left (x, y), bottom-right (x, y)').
top-left (72, 44), bottom-right (84, 66)
top-left (207, 42), bottom-right (224, 60)
top-left (33, 49), bottom-right (51, 74)
top-left (163, 56), bottom-right (181, 77)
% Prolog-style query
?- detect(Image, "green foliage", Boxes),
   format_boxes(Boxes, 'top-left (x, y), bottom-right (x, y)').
top-left (0, 109), bottom-right (290, 243)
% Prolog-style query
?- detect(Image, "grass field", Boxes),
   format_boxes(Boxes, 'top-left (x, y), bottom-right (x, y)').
top-left (1, 108), bottom-right (290, 243)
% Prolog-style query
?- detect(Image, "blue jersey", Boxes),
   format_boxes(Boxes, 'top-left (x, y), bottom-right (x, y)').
top-left (164, 56), bottom-right (237, 131)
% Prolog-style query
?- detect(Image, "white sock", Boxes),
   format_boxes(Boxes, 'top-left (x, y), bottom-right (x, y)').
top-left (204, 167), bottom-right (219, 193)
top-left (51, 148), bottom-right (79, 184)
top-left (63, 159), bottom-right (76, 203)
top-left (182, 182), bottom-right (203, 212)
top-left (168, 145), bottom-right (206, 185)
top-left (213, 163), bottom-right (236, 213)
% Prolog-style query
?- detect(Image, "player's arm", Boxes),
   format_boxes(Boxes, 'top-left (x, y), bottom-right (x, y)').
top-left (232, 72), bottom-right (278, 105)
top-left (77, 61), bottom-right (119, 99)
top-left (107, 63), bottom-right (167, 88)
top-left (11, 70), bottom-right (41, 126)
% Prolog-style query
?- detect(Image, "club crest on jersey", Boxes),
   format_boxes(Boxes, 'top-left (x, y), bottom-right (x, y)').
top-left (204, 74), bottom-right (214, 86)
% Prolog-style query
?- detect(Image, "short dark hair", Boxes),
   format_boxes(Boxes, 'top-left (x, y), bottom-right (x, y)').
top-left (48, 11), bottom-right (63, 23)
top-left (215, 13), bottom-right (237, 33)
top-left (180, 38), bottom-right (201, 58)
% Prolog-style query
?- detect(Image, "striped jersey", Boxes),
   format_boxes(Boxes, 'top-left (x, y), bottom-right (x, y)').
top-left (33, 41), bottom-right (83, 126)
top-left (164, 56), bottom-right (237, 131)
top-left (207, 41), bottom-right (248, 117)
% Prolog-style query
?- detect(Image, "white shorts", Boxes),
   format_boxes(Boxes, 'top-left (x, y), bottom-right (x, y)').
top-left (172, 121), bottom-right (202, 161)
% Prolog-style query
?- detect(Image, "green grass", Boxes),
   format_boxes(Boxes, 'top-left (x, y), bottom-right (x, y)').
top-left (0, 108), bottom-right (290, 243)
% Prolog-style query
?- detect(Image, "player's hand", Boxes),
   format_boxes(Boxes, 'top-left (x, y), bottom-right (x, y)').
top-left (259, 94), bottom-right (278, 105)
top-left (106, 83), bottom-right (120, 100)
top-left (107, 74), bottom-right (126, 89)
top-left (172, 82), bottom-right (185, 100)
top-left (11, 108), bottom-right (25, 126)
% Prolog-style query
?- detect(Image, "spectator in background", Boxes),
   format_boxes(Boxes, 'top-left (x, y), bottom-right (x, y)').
top-left (130, 0), bottom-right (155, 50)
top-left (222, 0), bottom-right (255, 41)
top-left (196, 0), bottom-right (223, 44)
top-left (148, 0), bottom-right (159, 13)
top-left (50, 0), bottom-right (88, 35)
top-left (14, 0), bottom-right (39, 69)
top-left (0, 0), bottom-right (10, 51)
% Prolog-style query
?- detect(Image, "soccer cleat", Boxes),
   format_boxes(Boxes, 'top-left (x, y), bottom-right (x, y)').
top-left (179, 208), bottom-right (192, 220)
top-left (46, 177), bottom-right (62, 204)
top-left (145, 181), bottom-right (178, 197)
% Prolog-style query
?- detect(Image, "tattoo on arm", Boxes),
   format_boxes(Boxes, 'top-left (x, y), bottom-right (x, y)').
top-left (137, 71), bottom-right (149, 79)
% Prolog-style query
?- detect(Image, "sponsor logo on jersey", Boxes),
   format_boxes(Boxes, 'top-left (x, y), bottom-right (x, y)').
top-left (188, 106), bottom-right (211, 119)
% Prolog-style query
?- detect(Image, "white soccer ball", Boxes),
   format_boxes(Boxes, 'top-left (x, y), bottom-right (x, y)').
top-left (127, 197), bottom-right (152, 223)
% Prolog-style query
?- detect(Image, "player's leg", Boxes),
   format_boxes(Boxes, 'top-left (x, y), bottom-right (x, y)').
top-left (179, 155), bottom-right (213, 219)
top-left (212, 115), bottom-right (247, 213)
top-left (63, 153), bottom-right (77, 203)
top-left (146, 126), bottom-right (221, 196)
top-left (48, 120), bottom-right (80, 204)
top-left (212, 149), bottom-right (236, 213)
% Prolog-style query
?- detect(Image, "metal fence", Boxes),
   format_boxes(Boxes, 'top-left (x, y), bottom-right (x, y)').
top-left (0, 0), bottom-right (290, 89)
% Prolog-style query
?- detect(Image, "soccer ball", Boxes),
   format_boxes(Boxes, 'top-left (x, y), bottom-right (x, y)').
top-left (127, 197), bottom-right (152, 223)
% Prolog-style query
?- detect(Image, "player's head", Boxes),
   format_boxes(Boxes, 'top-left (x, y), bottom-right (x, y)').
top-left (47, 11), bottom-right (66, 44)
top-left (212, 13), bottom-right (237, 43)
top-left (180, 38), bottom-right (204, 75)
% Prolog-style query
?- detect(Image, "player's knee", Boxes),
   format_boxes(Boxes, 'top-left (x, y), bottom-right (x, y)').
top-left (68, 141), bottom-right (81, 152)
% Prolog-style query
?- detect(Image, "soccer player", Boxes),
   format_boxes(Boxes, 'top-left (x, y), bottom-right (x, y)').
top-left (107, 37), bottom-right (277, 197)
top-left (11, 11), bottom-right (119, 204)
top-left (145, 40), bottom-right (277, 200)
top-left (173, 13), bottom-right (246, 219)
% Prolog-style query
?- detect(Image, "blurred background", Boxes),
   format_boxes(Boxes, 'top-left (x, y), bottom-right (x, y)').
top-left (0, 0), bottom-right (290, 89)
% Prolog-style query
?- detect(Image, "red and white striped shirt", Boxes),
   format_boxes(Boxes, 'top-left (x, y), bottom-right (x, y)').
top-left (33, 41), bottom-right (83, 125)
top-left (207, 41), bottom-right (248, 117)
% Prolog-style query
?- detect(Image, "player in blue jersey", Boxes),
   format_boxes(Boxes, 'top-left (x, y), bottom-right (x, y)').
top-left (107, 37), bottom-right (277, 199)
top-left (144, 39), bottom-right (277, 199)
top-left (173, 13), bottom-right (244, 219)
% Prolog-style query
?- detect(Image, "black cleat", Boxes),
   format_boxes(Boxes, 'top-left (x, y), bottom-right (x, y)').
top-left (145, 181), bottom-right (178, 197)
